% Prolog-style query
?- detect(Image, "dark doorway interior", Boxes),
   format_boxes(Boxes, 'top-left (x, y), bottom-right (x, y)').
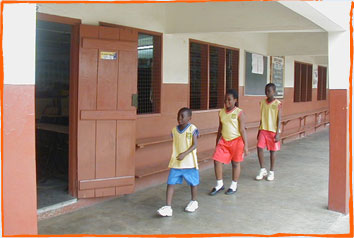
top-left (35, 20), bottom-right (75, 209)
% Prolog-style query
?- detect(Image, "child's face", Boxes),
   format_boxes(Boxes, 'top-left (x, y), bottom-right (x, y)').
top-left (265, 86), bottom-right (275, 98)
top-left (224, 94), bottom-right (237, 109)
top-left (177, 111), bottom-right (191, 126)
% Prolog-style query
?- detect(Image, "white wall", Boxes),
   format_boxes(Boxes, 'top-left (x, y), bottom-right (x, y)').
top-left (38, 3), bottom-right (166, 32)
top-left (164, 2), bottom-right (322, 34)
top-left (3, 4), bottom-right (36, 85)
top-left (307, 1), bottom-right (351, 31)
top-left (37, 3), bottom-right (337, 90)
top-left (268, 32), bottom-right (328, 56)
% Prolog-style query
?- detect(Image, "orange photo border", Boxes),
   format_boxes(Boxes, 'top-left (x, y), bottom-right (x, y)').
top-left (0, 0), bottom-right (353, 237)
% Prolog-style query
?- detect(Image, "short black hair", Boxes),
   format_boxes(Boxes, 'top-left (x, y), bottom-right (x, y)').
top-left (178, 107), bottom-right (192, 117)
top-left (266, 83), bottom-right (276, 91)
top-left (226, 89), bottom-right (238, 100)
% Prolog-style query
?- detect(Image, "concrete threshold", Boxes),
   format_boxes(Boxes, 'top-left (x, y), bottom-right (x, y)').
top-left (38, 198), bottom-right (78, 215)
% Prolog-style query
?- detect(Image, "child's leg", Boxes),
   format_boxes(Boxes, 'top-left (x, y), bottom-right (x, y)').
top-left (256, 147), bottom-right (268, 180)
top-left (209, 160), bottom-right (224, 195)
top-left (190, 185), bottom-right (197, 201)
top-left (266, 151), bottom-right (276, 181)
top-left (257, 147), bottom-right (265, 168)
top-left (214, 160), bottom-right (223, 180)
top-left (231, 161), bottom-right (241, 181)
top-left (166, 184), bottom-right (175, 206)
top-left (270, 151), bottom-right (276, 171)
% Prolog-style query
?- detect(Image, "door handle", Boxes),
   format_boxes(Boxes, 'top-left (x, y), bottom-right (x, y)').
top-left (132, 94), bottom-right (138, 108)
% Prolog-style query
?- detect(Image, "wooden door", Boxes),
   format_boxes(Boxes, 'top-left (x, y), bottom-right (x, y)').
top-left (77, 24), bottom-right (137, 198)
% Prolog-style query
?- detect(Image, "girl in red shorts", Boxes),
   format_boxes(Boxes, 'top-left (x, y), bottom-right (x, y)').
top-left (256, 83), bottom-right (282, 181)
top-left (209, 89), bottom-right (249, 196)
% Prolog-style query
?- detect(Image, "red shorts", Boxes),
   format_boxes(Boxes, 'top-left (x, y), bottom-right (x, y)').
top-left (257, 130), bottom-right (281, 151)
top-left (213, 137), bottom-right (244, 164)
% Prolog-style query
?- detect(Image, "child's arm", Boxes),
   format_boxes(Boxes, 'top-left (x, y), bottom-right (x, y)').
top-left (239, 112), bottom-right (249, 156)
top-left (216, 120), bottom-right (222, 146)
top-left (177, 132), bottom-right (198, 161)
top-left (275, 106), bottom-right (282, 142)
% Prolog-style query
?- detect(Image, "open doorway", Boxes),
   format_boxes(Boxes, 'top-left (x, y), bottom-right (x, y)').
top-left (35, 20), bottom-right (75, 210)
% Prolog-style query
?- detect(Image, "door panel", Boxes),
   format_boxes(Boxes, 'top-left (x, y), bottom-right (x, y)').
top-left (97, 53), bottom-right (118, 109)
top-left (77, 24), bottom-right (137, 198)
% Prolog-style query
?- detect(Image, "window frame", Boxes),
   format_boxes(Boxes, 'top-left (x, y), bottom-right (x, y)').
top-left (294, 61), bottom-right (313, 102)
top-left (189, 39), bottom-right (240, 111)
top-left (317, 66), bottom-right (327, 101)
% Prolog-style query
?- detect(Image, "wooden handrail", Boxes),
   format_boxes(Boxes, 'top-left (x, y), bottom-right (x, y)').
top-left (136, 108), bottom-right (329, 149)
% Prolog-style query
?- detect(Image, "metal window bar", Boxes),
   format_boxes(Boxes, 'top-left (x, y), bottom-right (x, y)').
top-left (209, 46), bottom-right (225, 109)
top-left (190, 42), bottom-right (208, 110)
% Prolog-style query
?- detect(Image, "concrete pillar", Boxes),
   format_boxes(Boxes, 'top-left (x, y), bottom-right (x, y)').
top-left (327, 18), bottom-right (351, 214)
top-left (2, 3), bottom-right (38, 235)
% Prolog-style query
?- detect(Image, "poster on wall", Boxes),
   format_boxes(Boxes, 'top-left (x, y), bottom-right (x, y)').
top-left (313, 67), bottom-right (318, 88)
top-left (251, 53), bottom-right (264, 74)
top-left (270, 56), bottom-right (285, 98)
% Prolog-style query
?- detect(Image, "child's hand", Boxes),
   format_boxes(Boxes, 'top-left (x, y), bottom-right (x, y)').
top-left (177, 152), bottom-right (187, 161)
top-left (244, 147), bottom-right (249, 156)
top-left (275, 133), bottom-right (280, 142)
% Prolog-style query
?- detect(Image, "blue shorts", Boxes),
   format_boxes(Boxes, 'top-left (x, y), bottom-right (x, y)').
top-left (167, 168), bottom-right (199, 186)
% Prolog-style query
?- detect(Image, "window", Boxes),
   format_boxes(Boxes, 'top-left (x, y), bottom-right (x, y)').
top-left (189, 40), bottom-right (239, 110)
top-left (137, 33), bottom-right (161, 114)
top-left (317, 66), bottom-right (327, 100)
top-left (190, 42), bottom-right (208, 110)
top-left (294, 62), bottom-right (313, 102)
top-left (209, 46), bottom-right (225, 109)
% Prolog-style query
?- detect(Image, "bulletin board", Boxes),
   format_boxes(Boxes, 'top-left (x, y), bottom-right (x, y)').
top-left (270, 56), bottom-right (285, 98)
top-left (245, 51), bottom-right (268, 96)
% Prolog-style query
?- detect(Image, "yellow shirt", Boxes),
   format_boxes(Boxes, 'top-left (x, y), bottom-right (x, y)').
top-left (220, 107), bottom-right (243, 141)
top-left (259, 98), bottom-right (282, 133)
top-left (168, 124), bottom-right (199, 169)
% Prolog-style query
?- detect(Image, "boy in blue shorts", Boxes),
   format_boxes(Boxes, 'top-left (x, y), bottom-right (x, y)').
top-left (157, 107), bottom-right (199, 217)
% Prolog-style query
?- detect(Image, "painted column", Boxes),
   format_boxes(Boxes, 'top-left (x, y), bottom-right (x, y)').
top-left (327, 8), bottom-right (351, 214)
top-left (2, 3), bottom-right (38, 235)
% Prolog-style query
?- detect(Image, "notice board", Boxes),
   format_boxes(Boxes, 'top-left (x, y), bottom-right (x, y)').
top-left (245, 51), bottom-right (268, 96)
top-left (270, 56), bottom-right (285, 98)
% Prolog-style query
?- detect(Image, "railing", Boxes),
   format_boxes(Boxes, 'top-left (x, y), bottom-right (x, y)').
top-left (135, 108), bottom-right (329, 178)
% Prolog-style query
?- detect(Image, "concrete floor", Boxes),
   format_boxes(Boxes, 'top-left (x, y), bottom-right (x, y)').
top-left (37, 177), bottom-right (74, 209)
top-left (38, 128), bottom-right (350, 235)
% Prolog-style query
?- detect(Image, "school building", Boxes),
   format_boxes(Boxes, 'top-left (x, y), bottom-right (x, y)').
top-left (2, 1), bottom-right (352, 235)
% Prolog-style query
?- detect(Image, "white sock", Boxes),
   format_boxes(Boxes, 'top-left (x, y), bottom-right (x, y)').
top-left (230, 181), bottom-right (238, 191)
top-left (215, 180), bottom-right (223, 190)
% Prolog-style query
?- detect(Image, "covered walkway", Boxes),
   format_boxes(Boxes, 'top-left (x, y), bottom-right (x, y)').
top-left (38, 128), bottom-right (349, 235)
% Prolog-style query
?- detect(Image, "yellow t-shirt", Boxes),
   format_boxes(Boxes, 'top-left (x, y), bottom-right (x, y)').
top-left (168, 124), bottom-right (199, 169)
top-left (220, 107), bottom-right (243, 141)
top-left (259, 98), bottom-right (282, 133)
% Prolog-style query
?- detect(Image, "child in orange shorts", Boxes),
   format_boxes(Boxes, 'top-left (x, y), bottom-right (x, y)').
top-left (209, 89), bottom-right (249, 196)
top-left (256, 83), bottom-right (282, 181)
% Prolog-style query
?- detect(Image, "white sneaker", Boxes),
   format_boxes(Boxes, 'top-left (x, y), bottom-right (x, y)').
top-left (185, 200), bottom-right (199, 212)
top-left (157, 206), bottom-right (173, 217)
top-left (256, 168), bottom-right (268, 180)
top-left (267, 171), bottom-right (274, 181)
